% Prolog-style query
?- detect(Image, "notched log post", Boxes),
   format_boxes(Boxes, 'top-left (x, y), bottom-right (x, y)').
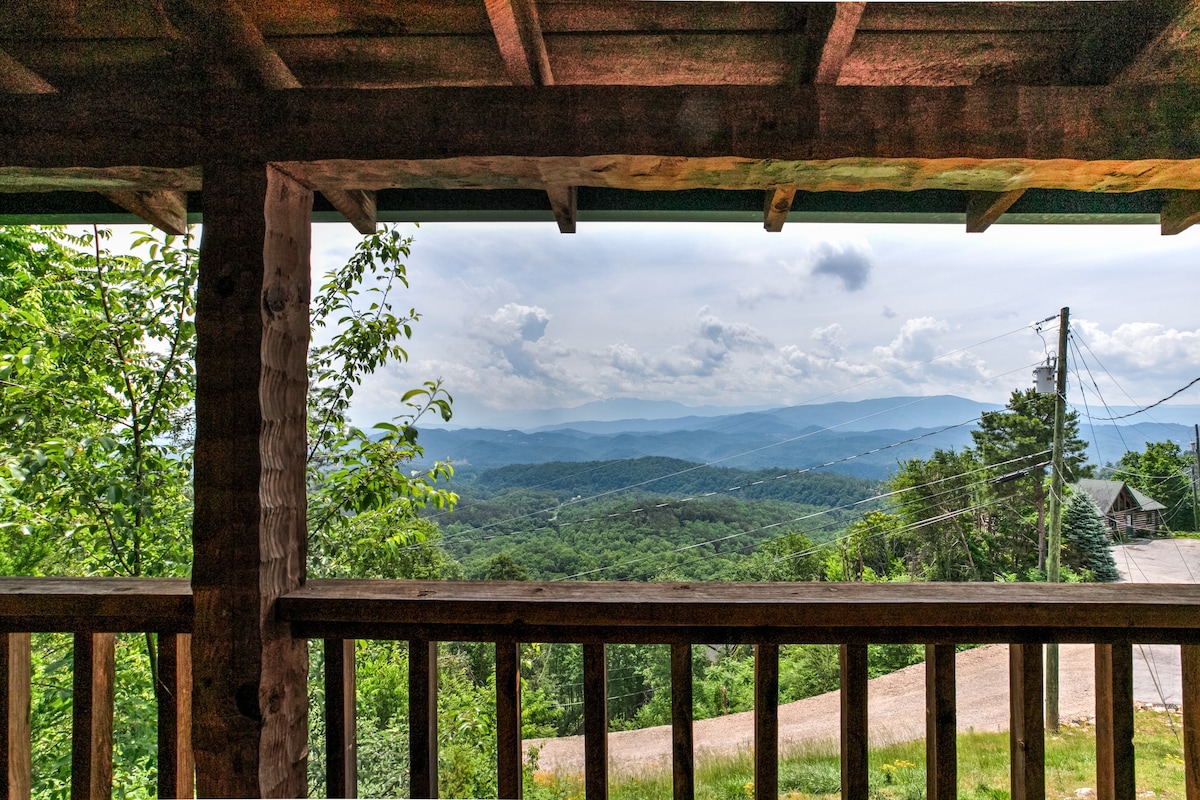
top-left (192, 162), bottom-right (312, 797)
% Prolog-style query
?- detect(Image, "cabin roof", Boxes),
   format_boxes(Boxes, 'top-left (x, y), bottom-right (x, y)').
top-left (2, 1), bottom-right (1200, 231)
top-left (1074, 478), bottom-right (1168, 515)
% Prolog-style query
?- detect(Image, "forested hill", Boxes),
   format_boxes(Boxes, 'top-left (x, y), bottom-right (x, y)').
top-left (454, 456), bottom-right (881, 508)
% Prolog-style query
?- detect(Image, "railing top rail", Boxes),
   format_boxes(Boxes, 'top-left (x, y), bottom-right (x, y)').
top-left (279, 579), bottom-right (1200, 645)
top-left (0, 577), bottom-right (193, 633)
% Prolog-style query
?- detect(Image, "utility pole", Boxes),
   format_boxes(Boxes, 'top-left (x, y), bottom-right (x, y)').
top-left (1046, 306), bottom-right (1069, 732)
top-left (1192, 424), bottom-right (1199, 534)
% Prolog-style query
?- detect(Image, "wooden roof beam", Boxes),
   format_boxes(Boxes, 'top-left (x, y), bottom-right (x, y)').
top-left (0, 48), bottom-right (54, 94)
top-left (1117, 0), bottom-right (1200, 83)
top-left (546, 184), bottom-right (576, 233)
top-left (966, 190), bottom-right (1026, 233)
top-left (103, 190), bottom-right (189, 235)
top-left (485, 0), bottom-right (554, 87)
top-left (764, 186), bottom-right (796, 232)
top-left (9, 85), bottom-right (1200, 169)
top-left (164, 0), bottom-right (300, 90)
top-left (814, 2), bottom-right (866, 85)
top-left (321, 189), bottom-right (377, 235)
top-left (1160, 190), bottom-right (1200, 235)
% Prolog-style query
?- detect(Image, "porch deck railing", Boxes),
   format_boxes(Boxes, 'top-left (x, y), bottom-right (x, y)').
top-left (3, 577), bottom-right (1200, 800)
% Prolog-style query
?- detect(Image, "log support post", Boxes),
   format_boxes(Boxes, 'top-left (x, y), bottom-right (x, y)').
top-left (157, 633), bottom-right (194, 799)
top-left (925, 644), bottom-right (957, 800)
top-left (1095, 644), bottom-right (1135, 800)
top-left (192, 162), bottom-right (312, 796)
top-left (754, 643), bottom-right (779, 800)
top-left (72, 632), bottom-right (114, 800)
top-left (671, 643), bottom-right (695, 800)
top-left (1009, 643), bottom-right (1045, 800)
top-left (409, 638), bottom-right (438, 799)
top-left (496, 642), bottom-right (522, 800)
top-left (325, 639), bottom-right (357, 798)
top-left (583, 643), bottom-right (609, 800)
top-left (1183, 645), bottom-right (1200, 800)
top-left (840, 643), bottom-right (869, 800)
top-left (2, 632), bottom-right (31, 800)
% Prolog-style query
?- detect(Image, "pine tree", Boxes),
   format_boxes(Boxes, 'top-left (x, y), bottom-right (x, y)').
top-left (1062, 491), bottom-right (1120, 582)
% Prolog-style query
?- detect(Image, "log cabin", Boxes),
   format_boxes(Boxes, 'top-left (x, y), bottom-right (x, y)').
top-left (2, 1), bottom-right (1200, 798)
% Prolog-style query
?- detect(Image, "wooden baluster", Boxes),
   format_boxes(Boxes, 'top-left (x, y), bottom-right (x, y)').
top-left (925, 644), bottom-right (957, 800)
top-left (1183, 644), bottom-right (1200, 800)
top-left (1096, 644), bottom-right (1135, 800)
top-left (496, 642), bottom-right (522, 800)
top-left (157, 633), bottom-right (194, 799)
top-left (754, 644), bottom-right (779, 800)
top-left (325, 638), bottom-right (357, 798)
top-left (409, 638), bottom-right (438, 799)
top-left (1009, 644), bottom-right (1045, 800)
top-left (840, 643), bottom-right (869, 800)
top-left (72, 632), bottom-right (114, 800)
top-left (671, 643), bottom-right (694, 800)
top-left (583, 643), bottom-right (608, 800)
top-left (2, 632), bottom-right (31, 800)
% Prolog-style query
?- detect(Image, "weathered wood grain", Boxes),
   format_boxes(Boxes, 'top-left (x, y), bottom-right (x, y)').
top-left (966, 189), bottom-right (1025, 233)
top-left (1, 632), bottom-right (31, 800)
top-left (1095, 644), bottom-right (1135, 800)
top-left (409, 638), bottom-right (438, 799)
top-left (1183, 645), bottom-right (1200, 799)
top-left (0, 48), bottom-right (55, 93)
top-left (1009, 644), bottom-right (1045, 800)
top-left (1161, 190), bottom-right (1200, 235)
top-left (191, 162), bottom-right (311, 797)
top-left (546, 184), bottom-right (576, 233)
top-left (103, 189), bottom-right (189, 235)
top-left (925, 644), bottom-right (956, 800)
top-left (5, 85), bottom-right (1200, 171)
top-left (815, 2), bottom-right (865, 84)
top-left (485, 0), bottom-right (553, 87)
top-left (840, 643), bottom-right (869, 800)
top-left (157, 633), bottom-right (194, 799)
top-left (763, 186), bottom-right (795, 232)
top-left (325, 638), bottom-right (356, 798)
top-left (754, 643), bottom-right (779, 800)
top-left (0, 578), bottom-right (192, 633)
top-left (278, 580), bottom-right (1200, 645)
top-left (671, 643), bottom-right (694, 800)
top-left (584, 643), bottom-right (608, 800)
top-left (496, 642), bottom-right (522, 800)
top-left (71, 632), bottom-right (114, 800)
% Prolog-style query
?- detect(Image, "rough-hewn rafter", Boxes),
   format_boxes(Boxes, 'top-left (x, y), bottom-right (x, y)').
top-left (4, 85), bottom-right (1200, 171)
top-left (966, 189), bottom-right (1026, 233)
top-left (321, 188), bottom-right (377, 235)
top-left (814, 2), bottom-right (866, 84)
top-left (545, 183), bottom-right (576, 233)
top-left (485, 0), bottom-right (554, 87)
top-left (1160, 190), bottom-right (1200, 235)
top-left (763, 186), bottom-right (796, 232)
top-left (104, 190), bottom-right (189, 235)
top-left (1117, 0), bottom-right (1200, 83)
top-left (0, 48), bottom-right (54, 94)
top-left (164, 0), bottom-right (300, 90)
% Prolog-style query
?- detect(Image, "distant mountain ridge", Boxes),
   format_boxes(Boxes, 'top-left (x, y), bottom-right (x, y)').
top-left (411, 395), bottom-right (1197, 480)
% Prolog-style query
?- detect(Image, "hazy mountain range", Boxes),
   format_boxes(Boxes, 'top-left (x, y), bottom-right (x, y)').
top-left (412, 395), bottom-right (1199, 480)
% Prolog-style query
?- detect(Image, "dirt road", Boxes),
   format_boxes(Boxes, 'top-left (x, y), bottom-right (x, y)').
top-left (528, 539), bottom-right (1200, 778)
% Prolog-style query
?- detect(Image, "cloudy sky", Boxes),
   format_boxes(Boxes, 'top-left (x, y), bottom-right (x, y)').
top-left (308, 221), bottom-right (1200, 430)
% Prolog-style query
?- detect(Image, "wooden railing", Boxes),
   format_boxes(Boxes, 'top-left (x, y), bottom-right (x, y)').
top-left (3, 577), bottom-right (1200, 800)
top-left (279, 580), bottom-right (1200, 800)
top-left (0, 578), bottom-right (193, 800)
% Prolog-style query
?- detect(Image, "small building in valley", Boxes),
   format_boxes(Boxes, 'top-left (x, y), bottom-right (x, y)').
top-left (1073, 479), bottom-right (1168, 540)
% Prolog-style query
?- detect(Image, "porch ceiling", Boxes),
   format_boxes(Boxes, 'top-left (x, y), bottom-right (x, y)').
top-left (1, 0), bottom-right (1199, 232)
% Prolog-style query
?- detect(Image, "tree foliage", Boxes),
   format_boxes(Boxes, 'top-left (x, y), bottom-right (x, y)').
top-left (1110, 440), bottom-right (1197, 531)
top-left (1061, 491), bottom-right (1120, 581)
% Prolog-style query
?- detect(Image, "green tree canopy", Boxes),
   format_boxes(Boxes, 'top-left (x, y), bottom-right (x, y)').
top-left (1111, 440), bottom-right (1197, 531)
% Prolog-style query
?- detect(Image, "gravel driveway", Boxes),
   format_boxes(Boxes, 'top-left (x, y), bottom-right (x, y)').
top-left (528, 539), bottom-right (1200, 778)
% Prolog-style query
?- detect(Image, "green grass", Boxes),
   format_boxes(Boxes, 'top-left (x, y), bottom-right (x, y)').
top-left (526, 708), bottom-right (1187, 800)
